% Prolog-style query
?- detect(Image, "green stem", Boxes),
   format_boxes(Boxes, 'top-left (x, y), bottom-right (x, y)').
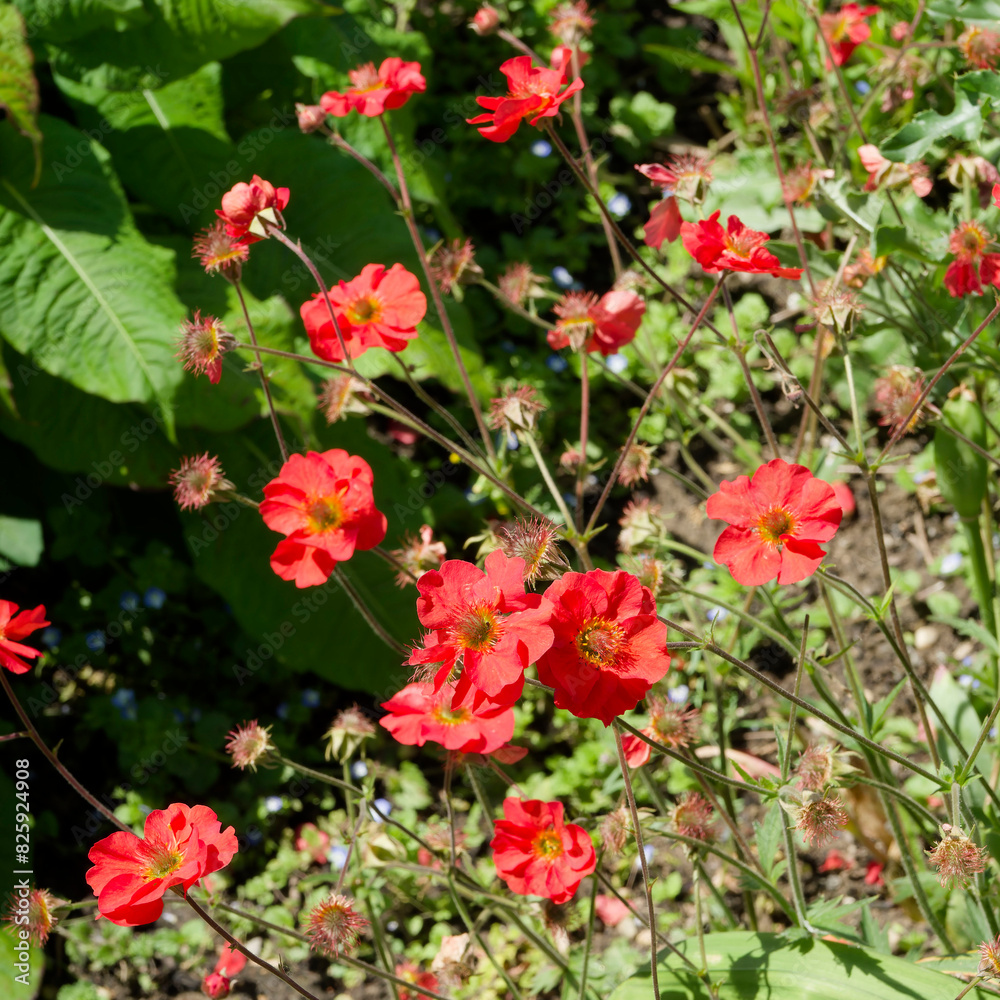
top-left (579, 873), bottom-right (599, 1000)
top-left (961, 515), bottom-right (998, 640)
top-left (782, 616), bottom-right (810, 781)
top-left (521, 431), bottom-right (574, 529)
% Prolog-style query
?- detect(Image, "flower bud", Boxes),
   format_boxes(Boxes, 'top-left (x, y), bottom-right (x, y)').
top-left (927, 824), bottom-right (989, 888)
top-left (295, 102), bottom-right (327, 132)
top-left (469, 5), bottom-right (500, 36)
top-left (170, 454), bottom-right (235, 511)
top-left (324, 705), bottom-right (376, 762)
top-left (224, 720), bottom-right (275, 771)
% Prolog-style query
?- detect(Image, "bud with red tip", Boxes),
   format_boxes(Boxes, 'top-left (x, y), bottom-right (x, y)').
top-left (469, 4), bottom-right (500, 35)
top-left (176, 311), bottom-right (236, 384)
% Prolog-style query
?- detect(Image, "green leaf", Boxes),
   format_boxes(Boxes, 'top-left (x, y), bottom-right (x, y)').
top-left (753, 802), bottom-right (784, 881)
top-left (931, 615), bottom-right (1000, 657)
top-left (871, 225), bottom-right (944, 264)
top-left (926, 0), bottom-right (1000, 27)
top-left (0, 3), bottom-right (41, 181)
top-left (643, 44), bottom-right (731, 75)
top-left (14, 0), bottom-right (148, 44)
top-left (40, 0), bottom-right (326, 90)
top-left (881, 87), bottom-right (989, 163)
top-left (0, 911), bottom-right (44, 998)
top-left (0, 515), bottom-right (43, 566)
top-left (609, 931), bottom-right (995, 1000)
top-left (0, 115), bottom-right (185, 435)
top-left (817, 178), bottom-right (885, 234)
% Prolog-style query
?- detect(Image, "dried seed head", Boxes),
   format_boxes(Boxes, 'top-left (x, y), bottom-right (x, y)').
top-left (617, 498), bottom-right (663, 554)
top-left (926, 825), bottom-right (989, 889)
top-left (647, 695), bottom-right (700, 749)
top-left (224, 720), bottom-right (275, 771)
top-left (176, 311), bottom-right (237, 383)
top-left (306, 893), bottom-right (369, 957)
top-left (795, 744), bottom-right (835, 792)
top-left (324, 704), bottom-right (376, 762)
top-left (192, 222), bottom-right (249, 281)
top-left (872, 365), bottom-right (927, 437)
top-left (671, 792), bottom-right (715, 841)
top-left (170, 454), bottom-right (235, 511)
top-left (498, 517), bottom-right (569, 585)
top-left (552, 291), bottom-right (598, 351)
top-left (958, 25), bottom-right (1000, 70)
top-left (498, 261), bottom-right (549, 307)
top-left (3, 887), bottom-right (64, 946)
top-left (599, 806), bottom-right (630, 857)
top-left (810, 281), bottom-right (864, 335)
top-left (430, 238), bottom-right (482, 296)
top-left (550, 1), bottom-right (595, 44)
top-left (318, 375), bottom-right (369, 423)
top-left (617, 442), bottom-right (654, 488)
top-left (793, 792), bottom-right (848, 847)
top-left (489, 384), bottom-right (546, 434)
top-left (979, 935), bottom-right (1000, 980)
top-left (390, 524), bottom-right (447, 587)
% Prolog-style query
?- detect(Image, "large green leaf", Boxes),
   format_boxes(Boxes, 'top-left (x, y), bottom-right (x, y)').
top-left (0, 3), bottom-right (41, 179)
top-left (0, 515), bottom-right (43, 565)
top-left (0, 116), bottom-right (185, 432)
top-left (14, 0), bottom-right (148, 44)
top-left (926, 0), bottom-right (1000, 26)
top-left (609, 932), bottom-right (992, 1000)
top-left (36, 0), bottom-right (326, 90)
top-left (881, 87), bottom-right (991, 163)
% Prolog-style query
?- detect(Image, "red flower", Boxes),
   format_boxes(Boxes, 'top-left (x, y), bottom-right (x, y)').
top-left (410, 550), bottom-right (554, 702)
top-left (260, 450), bottom-right (387, 588)
top-left (858, 144), bottom-right (932, 197)
top-left (536, 569), bottom-right (671, 725)
top-left (635, 155), bottom-right (713, 250)
top-left (215, 175), bottom-right (289, 244)
top-left (203, 944), bottom-right (247, 998)
top-left (944, 221), bottom-right (1000, 297)
top-left (995, 183), bottom-right (1000, 210)
top-left (818, 849), bottom-right (851, 873)
top-left (547, 289), bottom-right (646, 355)
top-left (680, 212), bottom-right (803, 279)
top-left (176, 311), bottom-right (236, 384)
top-left (320, 58), bottom-right (426, 118)
top-left (491, 798), bottom-right (596, 904)
top-left (0, 601), bottom-right (49, 674)
top-left (396, 961), bottom-right (440, 1000)
top-left (467, 48), bottom-right (583, 143)
top-left (380, 677), bottom-right (514, 754)
top-left (819, 3), bottom-right (879, 67)
top-left (86, 803), bottom-right (237, 926)
top-left (170, 454), bottom-right (234, 511)
top-left (706, 458), bottom-right (843, 586)
top-left (302, 263), bottom-right (426, 363)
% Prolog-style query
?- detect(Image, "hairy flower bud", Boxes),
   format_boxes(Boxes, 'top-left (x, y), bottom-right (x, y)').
top-left (979, 934), bottom-right (1000, 980)
top-left (296, 102), bottom-right (327, 133)
top-left (599, 806), bottom-right (630, 857)
top-left (784, 790), bottom-right (848, 847)
top-left (306, 893), bottom-right (369, 957)
top-left (926, 824), bottom-right (989, 888)
top-left (429, 238), bottom-right (482, 298)
top-left (224, 720), bottom-right (275, 771)
top-left (498, 517), bottom-right (569, 585)
top-left (3, 886), bottom-right (63, 946)
top-left (170, 454), bottom-right (235, 511)
top-left (498, 261), bottom-right (548, 307)
top-left (318, 375), bottom-right (369, 423)
top-left (390, 525), bottom-right (447, 587)
top-left (671, 791), bottom-right (715, 841)
top-left (469, 5), bottom-right (500, 36)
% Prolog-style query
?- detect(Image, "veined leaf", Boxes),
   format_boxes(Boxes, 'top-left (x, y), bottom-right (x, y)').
top-left (0, 3), bottom-right (41, 181)
top-left (881, 87), bottom-right (990, 163)
top-left (609, 931), bottom-right (993, 1000)
top-left (0, 115), bottom-right (185, 435)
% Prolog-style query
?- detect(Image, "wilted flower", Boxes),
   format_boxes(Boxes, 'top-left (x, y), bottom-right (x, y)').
top-left (324, 705), bottom-right (376, 762)
top-left (498, 517), bottom-right (569, 584)
top-left (498, 261), bottom-right (549, 307)
top-left (295, 103), bottom-right (327, 133)
top-left (842, 248), bottom-right (886, 288)
top-left (390, 525), bottom-right (447, 587)
top-left (671, 791), bottom-right (715, 841)
top-left (795, 744), bottom-right (836, 792)
top-left (926, 825), bottom-right (989, 888)
top-left (396, 960), bottom-right (440, 1000)
top-left (979, 934), bottom-right (1000, 980)
top-left (858, 144), bottom-right (932, 197)
top-left (489, 385), bottom-right (546, 434)
top-left (306, 893), bottom-right (369, 957)
top-left (3, 887), bottom-right (64, 946)
top-left (790, 791), bottom-right (849, 847)
top-left (958, 25), bottom-right (1000, 70)
top-left (618, 498), bottom-right (663, 554)
top-left (617, 442), bottom-right (654, 487)
top-left (176, 311), bottom-right (236, 384)
top-left (318, 375), bottom-right (369, 424)
top-left (192, 221), bottom-right (249, 280)
top-left (224, 720), bottom-right (275, 771)
top-left (170, 454), bottom-right (234, 512)
top-left (550, 1), bottom-right (595, 44)
top-left (782, 162), bottom-right (834, 205)
top-left (872, 366), bottom-right (928, 436)
top-left (429, 238), bottom-right (482, 297)
top-left (431, 931), bottom-right (474, 987)
top-left (469, 5), bottom-right (500, 35)
top-left (810, 282), bottom-right (863, 336)
top-left (600, 806), bottom-right (630, 856)
top-left (636, 153), bottom-right (713, 204)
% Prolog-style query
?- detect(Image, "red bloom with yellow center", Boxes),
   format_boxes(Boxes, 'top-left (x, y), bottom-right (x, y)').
top-left (680, 212), bottom-right (803, 279)
top-left (944, 221), bottom-right (1000, 298)
top-left (819, 3), bottom-right (879, 67)
top-left (536, 569), bottom-right (671, 725)
top-left (635, 154), bottom-right (713, 249)
top-left (320, 58), bottom-right (426, 118)
top-left (215, 175), bottom-right (289, 244)
top-left (547, 288), bottom-right (646, 355)
top-left (379, 677), bottom-right (515, 754)
top-left (707, 458), bottom-right (843, 587)
top-left (176, 311), bottom-right (236, 385)
top-left (302, 263), bottom-right (426, 363)
top-left (260, 450), bottom-right (387, 588)
top-left (409, 550), bottom-right (554, 703)
top-left (467, 47), bottom-right (584, 143)
top-left (86, 803), bottom-right (237, 927)
top-left (0, 600), bottom-right (49, 674)
top-left (491, 798), bottom-right (596, 904)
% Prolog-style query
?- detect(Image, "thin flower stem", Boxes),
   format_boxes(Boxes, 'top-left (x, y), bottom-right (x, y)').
top-left (875, 300), bottom-right (1000, 468)
top-left (212, 900), bottom-right (452, 1000)
top-left (334, 567), bottom-right (408, 656)
top-left (780, 819), bottom-right (813, 931)
top-left (958, 693), bottom-right (1000, 783)
top-left (569, 46), bottom-right (622, 276)
top-left (613, 721), bottom-right (661, 1000)
top-left (694, 865), bottom-right (709, 971)
top-left (335, 807), bottom-right (368, 894)
top-left (327, 132), bottom-right (398, 200)
top-left (443, 756), bottom-right (458, 867)
top-left (232, 279), bottom-right (289, 463)
top-left (0, 730), bottom-right (28, 743)
top-left (448, 885), bottom-right (527, 1000)
top-left (475, 277), bottom-right (556, 330)
top-left (521, 431), bottom-right (574, 529)
top-left (781, 616), bottom-right (810, 781)
top-left (579, 872), bottom-right (599, 1000)
top-left (264, 225), bottom-right (354, 366)
top-left (576, 348), bottom-right (590, 532)
top-left (584, 277), bottom-right (725, 535)
top-left (818, 579), bottom-right (869, 734)
top-left (381, 116), bottom-right (496, 462)
top-left (952, 976), bottom-right (985, 1000)
top-left (372, 543), bottom-right (417, 583)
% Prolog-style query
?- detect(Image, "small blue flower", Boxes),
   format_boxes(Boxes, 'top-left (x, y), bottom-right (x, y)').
top-left (245, 827), bottom-right (263, 846)
top-left (40, 627), bottom-right (61, 648)
top-left (941, 552), bottom-right (963, 575)
top-left (913, 470), bottom-right (932, 484)
top-left (958, 674), bottom-right (977, 689)
top-left (143, 587), bottom-right (166, 609)
top-left (546, 353), bottom-right (569, 373)
top-left (301, 689), bottom-right (320, 708)
top-left (172, 709), bottom-right (186, 724)
top-left (119, 591), bottom-right (141, 612)
top-left (328, 844), bottom-right (350, 869)
top-left (86, 631), bottom-right (107, 653)
top-left (386, 920), bottom-right (400, 933)
top-left (991, 726), bottom-right (998, 739)
top-left (706, 607), bottom-right (728, 623)
top-left (111, 688), bottom-right (136, 720)
top-left (350, 760), bottom-right (369, 780)
top-left (425, 227), bottom-right (442, 243)
top-left (276, 701), bottom-right (289, 719)
top-left (643, 844), bottom-right (655, 863)
top-left (563, 492), bottom-right (577, 508)
top-left (855, 80), bottom-right (871, 95)
top-left (531, 139), bottom-right (552, 157)
top-left (608, 193), bottom-right (631, 218)
top-left (370, 797), bottom-right (393, 820)
top-left (552, 266), bottom-right (574, 288)
top-left (464, 489), bottom-right (489, 505)
top-left (605, 353), bottom-right (628, 374)
top-left (507, 432), bottom-right (519, 451)
top-left (264, 796), bottom-right (284, 814)
top-left (668, 684), bottom-right (690, 704)
top-left (962, 656), bottom-right (974, 667)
